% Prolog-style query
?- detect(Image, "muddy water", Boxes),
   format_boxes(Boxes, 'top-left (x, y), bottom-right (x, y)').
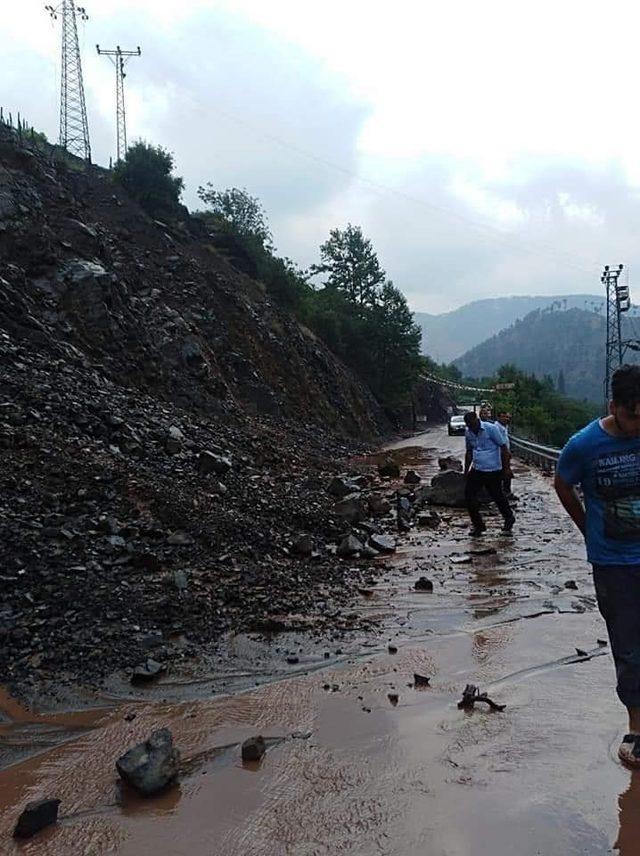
top-left (1, 426), bottom-right (639, 855)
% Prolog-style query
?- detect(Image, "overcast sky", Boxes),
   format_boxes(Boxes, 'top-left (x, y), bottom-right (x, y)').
top-left (6, 0), bottom-right (640, 312)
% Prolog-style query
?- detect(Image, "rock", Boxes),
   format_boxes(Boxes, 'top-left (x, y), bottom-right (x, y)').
top-left (286, 655), bottom-right (299, 664)
top-left (564, 580), bottom-right (578, 590)
top-left (328, 476), bottom-right (360, 498)
top-left (337, 534), bottom-right (364, 557)
top-left (292, 535), bottom-right (313, 556)
top-left (378, 460), bottom-right (400, 479)
top-left (167, 531), bottom-right (193, 546)
top-left (368, 534), bottom-right (396, 554)
top-left (241, 736), bottom-right (266, 762)
top-left (116, 728), bottom-right (180, 796)
top-left (417, 512), bottom-right (440, 528)
top-left (131, 658), bottom-right (165, 683)
top-left (172, 570), bottom-right (188, 592)
top-left (415, 577), bottom-right (433, 592)
top-left (360, 544), bottom-right (378, 559)
top-left (388, 644), bottom-right (398, 654)
top-left (450, 554), bottom-right (472, 564)
top-left (368, 494), bottom-right (392, 516)
top-left (413, 673), bottom-right (431, 687)
top-left (387, 693), bottom-right (399, 705)
top-left (438, 456), bottom-right (463, 472)
top-left (597, 639), bottom-right (608, 647)
top-left (13, 798), bottom-right (61, 839)
top-left (404, 470), bottom-right (421, 485)
top-left (198, 450), bottom-right (232, 475)
top-left (427, 470), bottom-right (466, 507)
top-left (333, 496), bottom-right (366, 523)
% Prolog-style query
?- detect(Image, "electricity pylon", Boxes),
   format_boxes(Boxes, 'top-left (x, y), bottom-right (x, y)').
top-left (96, 45), bottom-right (141, 163)
top-left (45, 1), bottom-right (92, 161)
top-left (602, 264), bottom-right (635, 406)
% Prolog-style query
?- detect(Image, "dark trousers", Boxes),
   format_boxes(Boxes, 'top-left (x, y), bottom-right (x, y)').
top-left (503, 476), bottom-right (512, 496)
top-left (465, 469), bottom-right (513, 528)
top-left (593, 564), bottom-right (640, 709)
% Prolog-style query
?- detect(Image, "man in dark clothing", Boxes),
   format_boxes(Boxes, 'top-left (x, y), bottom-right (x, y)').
top-left (555, 364), bottom-right (640, 768)
top-left (464, 411), bottom-right (515, 537)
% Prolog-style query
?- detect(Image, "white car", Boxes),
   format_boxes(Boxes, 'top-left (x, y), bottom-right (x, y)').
top-left (448, 414), bottom-right (466, 436)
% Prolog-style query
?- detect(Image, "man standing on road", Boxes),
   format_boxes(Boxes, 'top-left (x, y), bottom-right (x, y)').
top-left (555, 364), bottom-right (640, 769)
top-left (496, 411), bottom-right (514, 497)
top-left (463, 411), bottom-right (515, 536)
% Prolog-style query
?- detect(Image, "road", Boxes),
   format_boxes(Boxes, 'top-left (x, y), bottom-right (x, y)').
top-left (0, 425), bottom-right (636, 855)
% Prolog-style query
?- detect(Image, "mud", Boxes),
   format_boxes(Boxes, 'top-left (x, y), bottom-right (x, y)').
top-left (1, 426), bottom-right (637, 855)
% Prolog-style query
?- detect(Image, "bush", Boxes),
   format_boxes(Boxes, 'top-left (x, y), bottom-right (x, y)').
top-left (113, 142), bottom-right (184, 216)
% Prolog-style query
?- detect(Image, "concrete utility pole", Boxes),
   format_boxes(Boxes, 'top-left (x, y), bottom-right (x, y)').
top-left (45, 1), bottom-right (92, 161)
top-left (96, 45), bottom-right (141, 163)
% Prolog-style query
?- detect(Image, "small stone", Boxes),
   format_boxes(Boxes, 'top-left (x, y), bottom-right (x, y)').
top-left (13, 798), bottom-right (61, 839)
top-left (286, 655), bottom-right (299, 665)
top-left (368, 494), bottom-right (392, 516)
top-left (241, 736), bottom-right (266, 762)
top-left (414, 673), bottom-right (431, 687)
top-left (198, 450), bottom-right (232, 475)
top-left (131, 658), bottom-right (165, 683)
top-left (564, 580), bottom-right (578, 590)
top-left (414, 577), bottom-right (433, 592)
top-left (167, 531), bottom-right (193, 546)
top-left (404, 470), bottom-right (421, 485)
top-left (328, 477), bottom-right (360, 498)
top-left (388, 644), bottom-right (398, 654)
top-left (116, 729), bottom-right (180, 796)
top-left (387, 693), bottom-right (399, 705)
top-left (597, 639), bottom-right (608, 647)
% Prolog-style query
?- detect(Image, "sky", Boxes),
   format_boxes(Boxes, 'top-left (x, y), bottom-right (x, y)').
top-left (5, 0), bottom-right (640, 312)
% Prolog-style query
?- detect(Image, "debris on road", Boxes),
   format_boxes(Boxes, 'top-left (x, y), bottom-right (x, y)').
top-left (116, 729), bottom-right (180, 796)
top-left (13, 798), bottom-right (61, 839)
top-left (457, 684), bottom-right (506, 712)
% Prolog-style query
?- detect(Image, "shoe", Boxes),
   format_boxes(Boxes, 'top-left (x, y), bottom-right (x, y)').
top-left (502, 515), bottom-right (515, 532)
top-left (469, 526), bottom-right (486, 537)
top-left (619, 734), bottom-right (640, 768)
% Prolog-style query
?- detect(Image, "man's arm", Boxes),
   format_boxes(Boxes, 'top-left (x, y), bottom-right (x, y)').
top-left (464, 448), bottom-right (473, 476)
top-left (554, 472), bottom-right (586, 535)
top-left (500, 444), bottom-right (512, 477)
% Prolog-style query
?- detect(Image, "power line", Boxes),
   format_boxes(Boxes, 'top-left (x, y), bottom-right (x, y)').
top-left (45, 0), bottom-right (91, 161)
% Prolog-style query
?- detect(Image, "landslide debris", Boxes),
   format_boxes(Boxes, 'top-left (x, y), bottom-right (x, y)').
top-left (0, 125), bottom-right (395, 697)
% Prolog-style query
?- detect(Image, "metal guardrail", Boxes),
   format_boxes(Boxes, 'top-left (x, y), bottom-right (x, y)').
top-left (510, 434), bottom-right (560, 471)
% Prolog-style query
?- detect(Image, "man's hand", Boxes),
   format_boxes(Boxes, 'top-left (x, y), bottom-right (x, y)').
top-left (502, 468), bottom-right (514, 479)
top-left (554, 472), bottom-right (586, 536)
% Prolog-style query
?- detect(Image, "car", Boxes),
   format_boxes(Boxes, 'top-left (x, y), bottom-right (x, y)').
top-left (448, 414), bottom-right (466, 436)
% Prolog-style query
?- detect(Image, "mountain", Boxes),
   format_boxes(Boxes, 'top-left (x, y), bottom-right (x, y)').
top-left (453, 306), bottom-right (640, 402)
top-left (415, 294), bottom-right (603, 363)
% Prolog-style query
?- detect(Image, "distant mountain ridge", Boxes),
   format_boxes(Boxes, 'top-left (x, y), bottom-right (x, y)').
top-left (415, 294), bottom-right (603, 363)
top-left (453, 306), bottom-right (640, 403)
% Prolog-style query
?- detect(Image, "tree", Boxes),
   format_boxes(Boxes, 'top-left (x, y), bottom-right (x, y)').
top-left (113, 142), bottom-right (184, 215)
top-left (369, 281), bottom-right (422, 407)
top-left (196, 186), bottom-right (272, 248)
top-left (557, 368), bottom-right (566, 395)
top-left (311, 224), bottom-right (385, 307)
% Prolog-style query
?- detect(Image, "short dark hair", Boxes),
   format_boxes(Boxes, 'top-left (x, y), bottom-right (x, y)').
top-left (611, 364), bottom-right (640, 409)
top-left (463, 412), bottom-right (476, 426)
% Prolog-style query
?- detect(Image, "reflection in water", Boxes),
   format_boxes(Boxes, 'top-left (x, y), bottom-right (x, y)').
top-left (615, 772), bottom-right (640, 854)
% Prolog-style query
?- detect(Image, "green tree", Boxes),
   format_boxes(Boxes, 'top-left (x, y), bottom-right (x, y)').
top-left (311, 224), bottom-right (385, 307)
top-left (113, 142), bottom-right (184, 215)
top-left (557, 368), bottom-right (566, 395)
top-left (196, 186), bottom-right (272, 248)
top-left (369, 281), bottom-right (422, 407)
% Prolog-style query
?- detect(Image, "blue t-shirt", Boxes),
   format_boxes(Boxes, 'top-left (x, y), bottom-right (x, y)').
top-left (465, 421), bottom-right (506, 472)
top-left (556, 418), bottom-right (640, 565)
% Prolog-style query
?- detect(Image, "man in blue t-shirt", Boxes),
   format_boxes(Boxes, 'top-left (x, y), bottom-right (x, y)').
top-left (464, 411), bottom-right (515, 536)
top-left (555, 364), bottom-right (640, 768)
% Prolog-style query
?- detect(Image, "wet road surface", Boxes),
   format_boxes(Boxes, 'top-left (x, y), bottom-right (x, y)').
top-left (1, 426), bottom-right (638, 855)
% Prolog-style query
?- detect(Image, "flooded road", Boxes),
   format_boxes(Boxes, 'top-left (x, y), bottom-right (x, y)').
top-left (1, 425), bottom-right (637, 855)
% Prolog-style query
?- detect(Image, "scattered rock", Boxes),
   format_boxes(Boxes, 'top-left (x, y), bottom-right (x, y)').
top-left (327, 476), bottom-right (360, 498)
top-left (13, 798), bottom-right (61, 839)
top-left (241, 736), bottom-right (266, 762)
top-left (368, 494), bottom-right (392, 516)
top-left (450, 554), bottom-right (472, 564)
top-left (337, 534), bottom-right (364, 558)
top-left (198, 450), bottom-right (232, 475)
top-left (413, 673), bottom-right (431, 687)
top-left (387, 693), bottom-right (399, 705)
top-left (597, 639), bottom-right (608, 647)
top-left (333, 496), bottom-right (367, 523)
top-left (368, 533), bottom-right (396, 554)
top-left (378, 460), bottom-right (400, 479)
top-left (564, 580), bottom-right (578, 590)
top-left (414, 577), bottom-right (434, 592)
top-left (131, 658), bottom-right (165, 684)
top-left (404, 469), bottom-right (422, 485)
top-left (388, 644), bottom-right (398, 654)
top-left (292, 535), bottom-right (313, 556)
top-left (417, 512), bottom-right (440, 528)
top-left (286, 655), bottom-right (299, 664)
top-left (116, 729), bottom-right (180, 796)
top-left (426, 470), bottom-right (466, 507)
top-left (438, 456), bottom-right (463, 472)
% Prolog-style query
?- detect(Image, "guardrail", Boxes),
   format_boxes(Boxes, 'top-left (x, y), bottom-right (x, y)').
top-left (510, 434), bottom-right (560, 472)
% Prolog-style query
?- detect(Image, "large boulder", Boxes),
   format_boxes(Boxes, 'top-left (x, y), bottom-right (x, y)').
top-left (328, 476), bottom-right (361, 498)
top-left (116, 728), bottom-right (180, 796)
top-left (368, 494), bottom-right (392, 516)
top-left (427, 469), bottom-right (466, 507)
top-left (333, 495), bottom-right (367, 523)
top-left (378, 459), bottom-right (400, 479)
top-left (337, 534), bottom-right (364, 557)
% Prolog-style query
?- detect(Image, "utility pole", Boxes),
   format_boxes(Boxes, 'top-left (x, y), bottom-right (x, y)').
top-left (45, 1), bottom-right (92, 161)
top-left (603, 264), bottom-right (629, 407)
top-left (96, 45), bottom-right (141, 163)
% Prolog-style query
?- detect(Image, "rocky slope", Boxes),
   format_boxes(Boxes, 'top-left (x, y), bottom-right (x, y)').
top-left (0, 124), bottom-right (406, 697)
